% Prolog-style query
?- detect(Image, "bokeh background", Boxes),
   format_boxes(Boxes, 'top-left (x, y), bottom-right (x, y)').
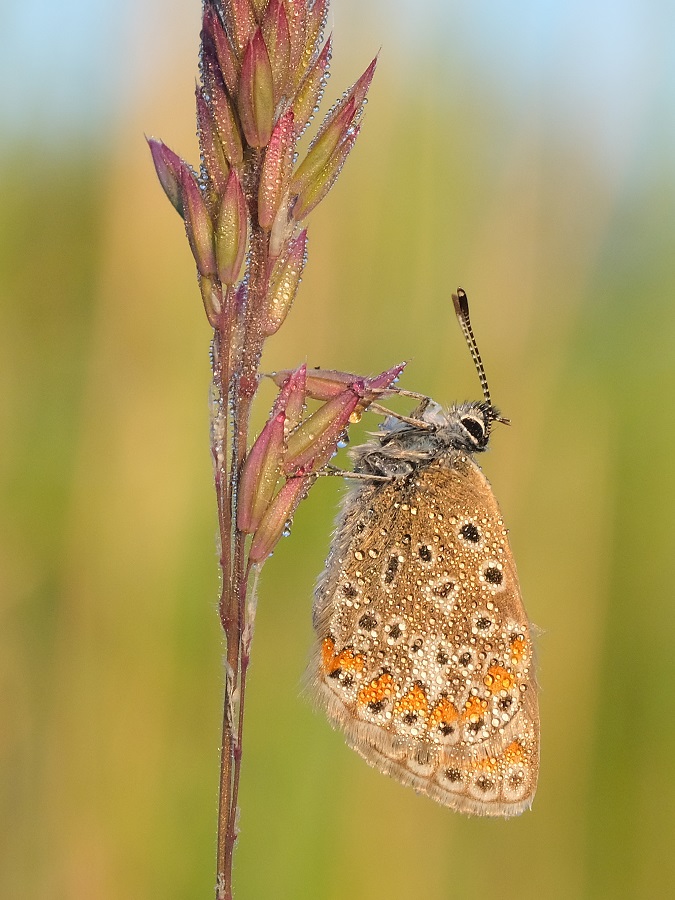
top-left (2, 1), bottom-right (675, 897)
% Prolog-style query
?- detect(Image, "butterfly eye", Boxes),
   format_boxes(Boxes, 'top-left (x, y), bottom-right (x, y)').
top-left (460, 416), bottom-right (486, 445)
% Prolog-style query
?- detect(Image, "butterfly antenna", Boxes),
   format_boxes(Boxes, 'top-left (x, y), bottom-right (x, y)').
top-left (452, 288), bottom-right (510, 425)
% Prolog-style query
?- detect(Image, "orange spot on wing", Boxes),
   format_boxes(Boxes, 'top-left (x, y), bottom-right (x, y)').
top-left (470, 755), bottom-right (498, 774)
top-left (427, 697), bottom-right (459, 732)
top-left (509, 634), bottom-right (528, 663)
top-left (322, 636), bottom-right (365, 676)
top-left (357, 672), bottom-right (395, 707)
top-left (502, 741), bottom-right (526, 766)
top-left (333, 648), bottom-right (365, 674)
top-left (321, 637), bottom-right (336, 673)
top-left (394, 683), bottom-right (429, 719)
top-left (462, 696), bottom-right (488, 722)
top-left (484, 665), bottom-right (515, 694)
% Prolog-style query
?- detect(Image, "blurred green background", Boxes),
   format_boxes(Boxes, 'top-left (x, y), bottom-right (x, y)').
top-left (2, 1), bottom-right (675, 897)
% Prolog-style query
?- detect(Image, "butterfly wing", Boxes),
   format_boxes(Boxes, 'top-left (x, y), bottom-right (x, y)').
top-left (309, 450), bottom-right (539, 816)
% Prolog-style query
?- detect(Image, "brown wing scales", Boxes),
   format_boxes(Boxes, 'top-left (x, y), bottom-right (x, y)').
top-left (310, 450), bottom-right (539, 816)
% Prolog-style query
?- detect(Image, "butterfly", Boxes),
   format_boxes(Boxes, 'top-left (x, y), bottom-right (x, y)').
top-left (308, 289), bottom-right (539, 815)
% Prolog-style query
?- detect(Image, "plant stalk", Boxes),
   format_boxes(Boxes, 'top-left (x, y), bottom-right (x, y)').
top-left (215, 151), bottom-right (270, 898)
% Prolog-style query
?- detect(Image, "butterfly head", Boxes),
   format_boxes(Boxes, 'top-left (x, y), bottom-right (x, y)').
top-left (419, 399), bottom-right (507, 454)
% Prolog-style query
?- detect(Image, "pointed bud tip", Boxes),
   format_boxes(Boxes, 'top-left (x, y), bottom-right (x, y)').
top-left (147, 137), bottom-right (186, 217)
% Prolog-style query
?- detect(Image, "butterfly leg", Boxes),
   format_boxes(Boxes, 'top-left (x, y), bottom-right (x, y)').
top-left (368, 402), bottom-right (434, 429)
top-left (317, 465), bottom-right (392, 483)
